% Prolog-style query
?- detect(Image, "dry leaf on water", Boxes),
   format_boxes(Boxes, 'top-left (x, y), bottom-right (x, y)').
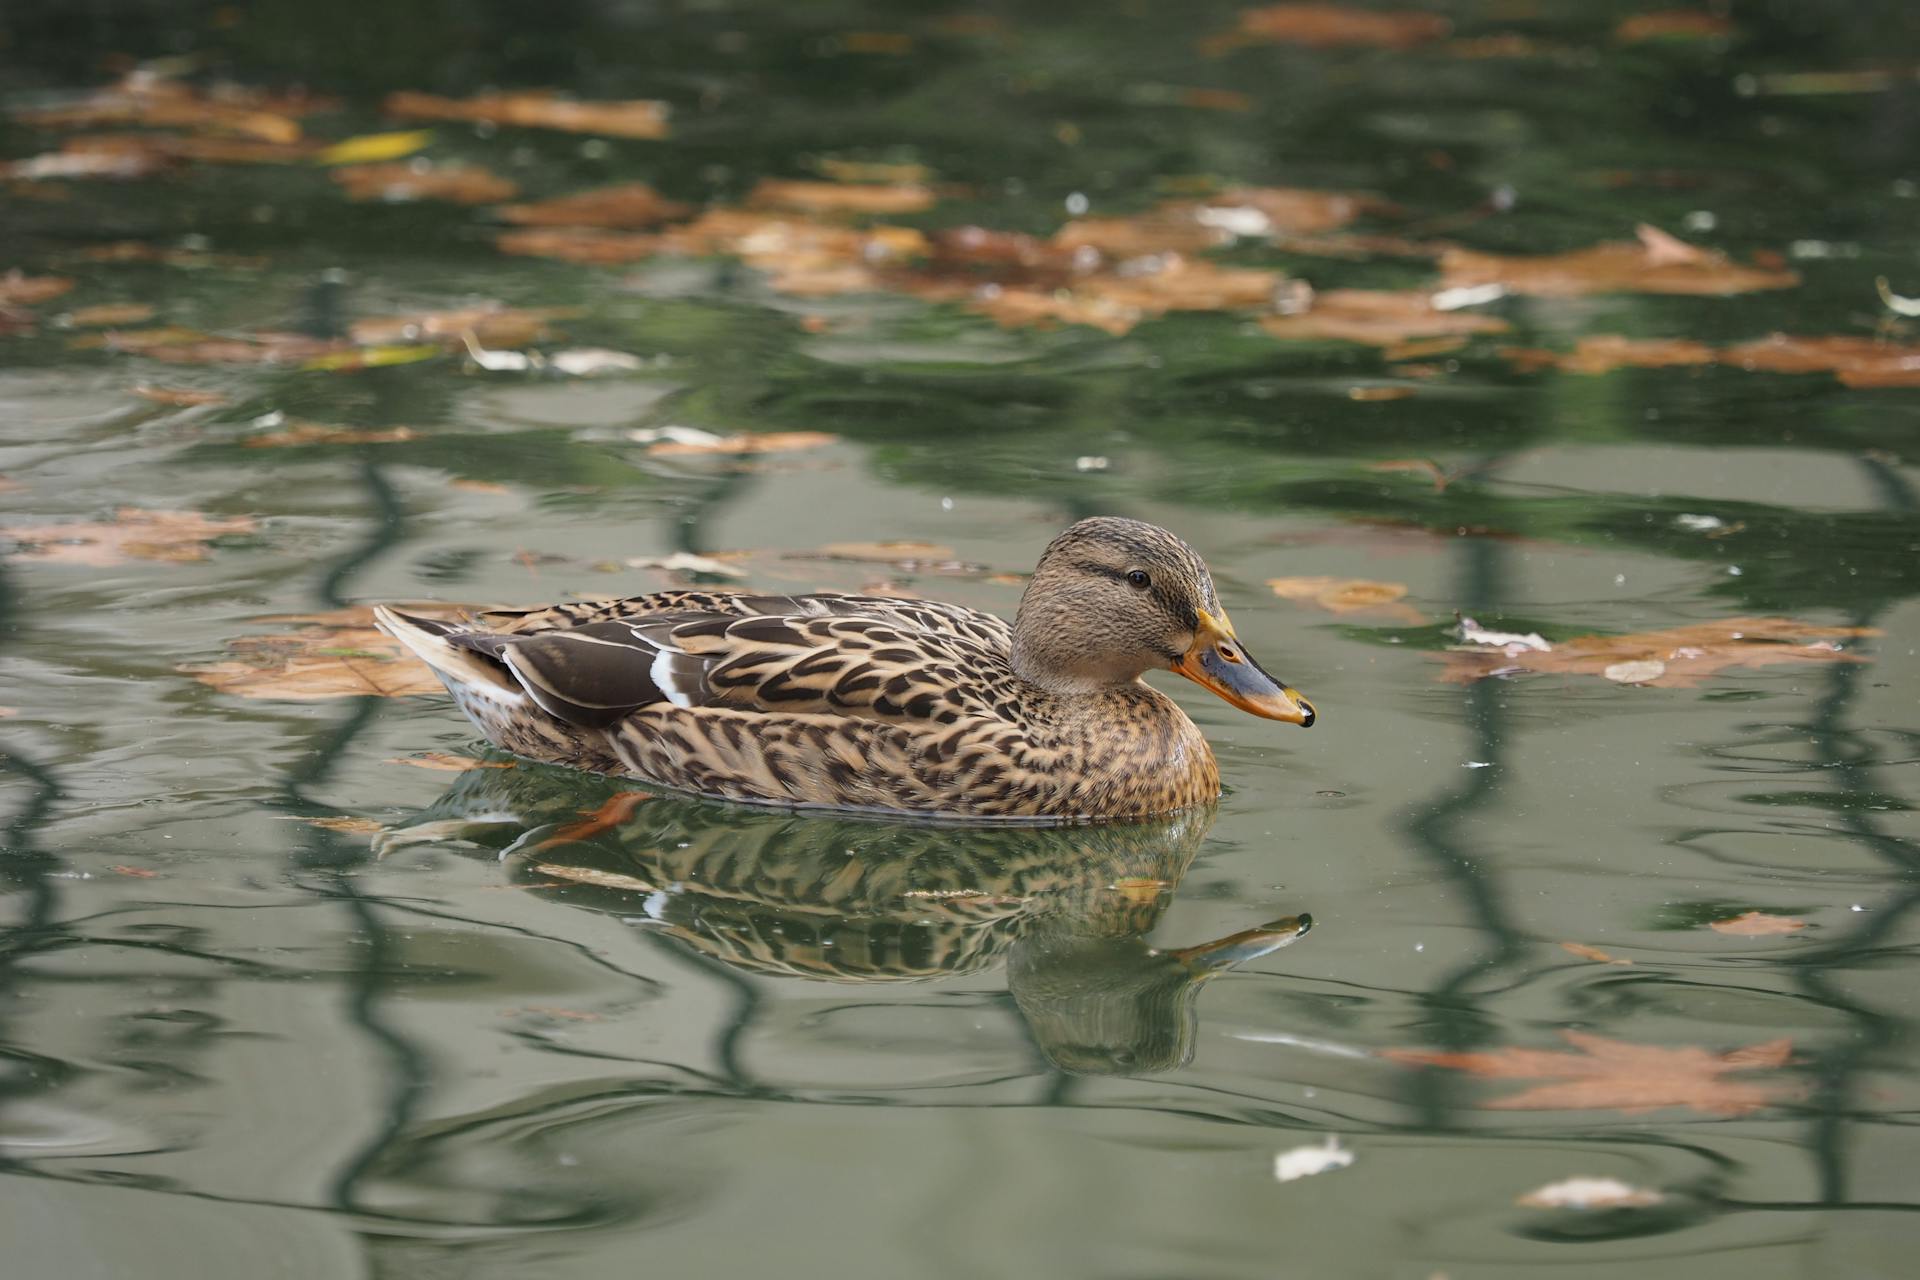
top-left (242, 422), bottom-right (418, 448)
top-left (64, 302), bottom-right (156, 327)
top-left (77, 326), bottom-right (349, 366)
top-left (497, 181), bottom-right (691, 228)
top-left (0, 273), bottom-right (74, 305)
top-left (347, 305), bottom-right (568, 349)
top-left (186, 605), bottom-right (454, 700)
top-left (1207, 4), bottom-right (1452, 52)
top-left (384, 90), bottom-right (669, 139)
top-left (14, 76), bottom-right (310, 142)
top-left (748, 178), bottom-right (935, 215)
top-left (109, 865), bottom-right (161, 878)
top-left (387, 753), bottom-right (516, 772)
top-left (331, 162), bottom-right (519, 205)
top-left (1439, 225), bottom-right (1799, 297)
top-left (1506, 332), bottom-right (1920, 385)
top-left (814, 157), bottom-right (933, 185)
top-left (1561, 941), bottom-right (1633, 965)
top-left (1518, 1177), bottom-right (1663, 1209)
top-left (1502, 335), bottom-right (1718, 374)
top-left (1709, 911), bottom-right (1808, 937)
top-left (1438, 616), bottom-right (1875, 687)
top-left (1260, 288), bottom-right (1509, 347)
top-left (1269, 576), bottom-right (1425, 623)
top-left (1616, 11), bottom-right (1736, 42)
top-left (635, 428), bottom-right (839, 457)
top-left (295, 815), bottom-right (385, 835)
top-left (1384, 1030), bottom-right (1798, 1115)
top-left (3, 507), bottom-right (256, 566)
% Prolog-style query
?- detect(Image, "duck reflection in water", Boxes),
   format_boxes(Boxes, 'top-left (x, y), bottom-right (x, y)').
top-left (395, 765), bottom-right (1312, 1076)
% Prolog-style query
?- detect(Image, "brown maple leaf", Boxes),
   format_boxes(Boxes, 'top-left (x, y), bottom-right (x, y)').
top-left (1384, 1030), bottom-right (1798, 1116)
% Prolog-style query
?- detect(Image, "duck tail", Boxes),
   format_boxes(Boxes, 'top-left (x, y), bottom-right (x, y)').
top-left (373, 606), bottom-right (519, 699)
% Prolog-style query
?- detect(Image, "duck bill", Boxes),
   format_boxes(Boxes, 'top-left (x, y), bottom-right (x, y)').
top-left (1169, 913), bottom-right (1314, 974)
top-left (1172, 609), bottom-right (1315, 725)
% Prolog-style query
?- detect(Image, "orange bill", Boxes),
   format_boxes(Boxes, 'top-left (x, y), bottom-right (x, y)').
top-left (1171, 608), bottom-right (1315, 725)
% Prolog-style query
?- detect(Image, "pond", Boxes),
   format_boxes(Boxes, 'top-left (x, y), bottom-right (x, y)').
top-left (3, 2), bottom-right (1919, 1276)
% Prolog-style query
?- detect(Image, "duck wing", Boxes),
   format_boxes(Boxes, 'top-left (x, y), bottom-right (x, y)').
top-left (434, 608), bottom-right (1019, 732)
top-left (480, 590), bottom-right (1012, 655)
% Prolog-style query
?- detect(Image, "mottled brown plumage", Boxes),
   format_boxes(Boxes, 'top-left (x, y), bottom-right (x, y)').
top-left (375, 517), bottom-right (1314, 820)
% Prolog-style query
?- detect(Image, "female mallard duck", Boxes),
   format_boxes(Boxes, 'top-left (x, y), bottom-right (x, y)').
top-left (376, 516), bottom-right (1314, 820)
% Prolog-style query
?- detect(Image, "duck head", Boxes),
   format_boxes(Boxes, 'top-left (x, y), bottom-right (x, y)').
top-left (1010, 516), bottom-right (1315, 725)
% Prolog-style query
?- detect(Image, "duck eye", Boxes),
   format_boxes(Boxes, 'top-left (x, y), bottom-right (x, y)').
top-left (1125, 569), bottom-right (1151, 589)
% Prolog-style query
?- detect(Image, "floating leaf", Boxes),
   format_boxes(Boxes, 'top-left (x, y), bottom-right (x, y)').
top-left (384, 90), bottom-right (669, 139)
top-left (314, 129), bottom-right (434, 166)
top-left (1518, 1177), bottom-right (1663, 1209)
top-left (109, 865), bottom-right (161, 878)
top-left (65, 302), bottom-right (156, 327)
top-left (1439, 226), bottom-right (1799, 297)
top-left (1560, 941), bottom-right (1633, 965)
top-left (494, 227), bottom-right (662, 264)
top-left (388, 753), bottom-right (516, 772)
top-left (1439, 616), bottom-right (1874, 687)
top-left (748, 178), bottom-right (935, 215)
top-left (531, 862), bottom-right (660, 892)
top-left (813, 157), bottom-right (933, 184)
top-left (1269, 576), bottom-right (1425, 623)
top-left (636, 428), bottom-right (839, 457)
top-left (3, 507), bottom-right (256, 566)
top-left (1260, 288), bottom-right (1509, 347)
top-left (296, 815), bottom-right (385, 835)
top-left (186, 605), bottom-right (455, 700)
top-left (1708, 911), bottom-right (1808, 936)
top-left (16, 77), bottom-right (307, 142)
top-left (1502, 335), bottom-right (1718, 374)
top-left (1385, 1031), bottom-right (1798, 1115)
top-left (625, 551), bottom-right (749, 577)
top-left (1209, 4), bottom-right (1451, 51)
top-left (1720, 334), bottom-right (1920, 388)
top-left (81, 326), bottom-right (348, 366)
top-left (241, 422), bottom-right (418, 448)
top-left (330, 161), bottom-right (518, 204)
top-left (1615, 11), bottom-right (1736, 42)
top-left (497, 181), bottom-right (690, 228)
top-left (0, 273), bottom-right (74, 305)
top-left (347, 305), bottom-right (568, 349)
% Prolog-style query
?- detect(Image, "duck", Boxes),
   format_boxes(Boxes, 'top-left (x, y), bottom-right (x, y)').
top-left (375, 516), bottom-right (1314, 821)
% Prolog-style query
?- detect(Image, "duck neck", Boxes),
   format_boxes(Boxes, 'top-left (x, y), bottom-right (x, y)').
top-left (1010, 599), bottom-right (1156, 696)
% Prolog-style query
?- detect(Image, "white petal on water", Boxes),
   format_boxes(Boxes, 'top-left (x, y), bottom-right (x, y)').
top-left (1274, 1137), bottom-right (1354, 1183)
top-left (1518, 1176), bottom-right (1663, 1210)
top-left (1456, 615), bottom-right (1551, 652)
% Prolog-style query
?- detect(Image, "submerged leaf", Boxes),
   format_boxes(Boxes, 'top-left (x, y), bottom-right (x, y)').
top-left (187, 605), bottom-right (456, 699)
top-left (1439, 616), bottom-right (1875, 686)
top-left (384, 90), bottom-right (670, 139)
top-left (1385, 1030), bottom-right (1798, 1115)
top-left (1708, 911), bottom-right (1808, 936)
top-left (1269, 576), bottom-right (1424, 622)
top-left (3, 507), bottom-right (256, 566)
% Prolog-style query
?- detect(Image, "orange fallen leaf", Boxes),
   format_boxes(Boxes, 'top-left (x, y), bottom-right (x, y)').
top-left (347, 305), bottom-right (568, 349)
top-left (642, 430), bottom-right (839, 457)
top-left (1720, 334), bottom-right (1920, 386)
top-left (1616, 10), bottom-right (1736, 42)
top-left (449, 478), bottom-right (511, 494)
top-left (1260, 288), bottom-right (1509, 347)
top-left (0, 272), bottom-right (74, 305)
top-left (1709, 911), bottom-right (1808, 937)
top-left (1438, 617), bottom-right (1875, 687)
top-left (1347, 386), bottom-right (1414, 402)
top-left (1438, 228), bottom-right (1799, 297)
top-left (388, 753), bottom-right (516, 772)
top-left (1366, 458), bottom-right (1452, 491)
top-left (331, 161), bottom-right (519, 205)
top-left (1501, 335), bottom-right (1717, 374)
top-left (3, 507), bottom-right (257, 566)
top-left (80, 326), bottom-right (348, 366)
top-left (242, 422), bottom-right (418, 448)
top-left (749, 178), bottom-right (935, 216)
top-left (1385, 1030), bottom-right (1797, 1115)
top-left (496, 181), bottom-right (691, 228)
top-left (532, 792), bottom-right (655, 850)
top-left (1209, 4), bottom-right (1451, 51)
top-left (814, 157), bottom-right (933, 185)
top-left (1560, 941), bottom-right (1633, 966)
top-left (1269, 575), bottom-right (1425, 623)
top-left (186, 605), bottom-right (457, 700)
top-left (298, 815), bottom-right (385, 835)
top-left (384, 90), bottom-right (670, 139)
top-left (64, 302), bottom-right (155, 327)
top-left (16, 77), bottom-right (306, 142)
top-left (495, 227), bottom-right (663, 264)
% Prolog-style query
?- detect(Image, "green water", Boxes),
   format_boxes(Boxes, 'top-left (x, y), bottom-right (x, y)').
top-left (3, 2), bottom-right (1919, 1276)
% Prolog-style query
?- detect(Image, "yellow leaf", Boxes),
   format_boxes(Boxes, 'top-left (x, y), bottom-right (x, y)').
top-left (315, 130), bottom-right (434, 166)
top-left (300, 344), bottom-right (442, 372)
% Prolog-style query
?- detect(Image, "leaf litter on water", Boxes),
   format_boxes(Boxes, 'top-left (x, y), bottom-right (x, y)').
top-left (1708, 911), bottom-right (1808, 937)
top-left (3, 508), bottom-right (258, 566)
top-left (186, 606), bottom-right (455, 699)
top-left (1440, 617), bottom-right (1874, 686)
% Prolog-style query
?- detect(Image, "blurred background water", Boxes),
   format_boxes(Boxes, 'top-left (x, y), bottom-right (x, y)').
top-left (2, 2), bottom-right (1919, 1276)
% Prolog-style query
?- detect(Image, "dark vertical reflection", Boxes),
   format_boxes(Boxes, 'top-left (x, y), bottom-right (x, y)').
top-left (1397, 494), bottom-right (1527, 1126)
